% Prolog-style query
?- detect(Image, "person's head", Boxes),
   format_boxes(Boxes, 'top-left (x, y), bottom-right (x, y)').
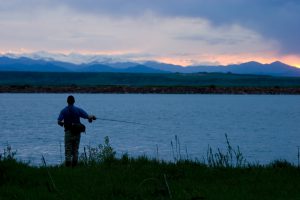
top-left (67, 95), bottom-right (75, 105)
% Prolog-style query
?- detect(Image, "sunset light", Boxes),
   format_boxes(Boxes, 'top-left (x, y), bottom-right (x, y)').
top-left (1, 1), bottom-right (300, 197)
top-left (0, 0), bottom-right (299, 70)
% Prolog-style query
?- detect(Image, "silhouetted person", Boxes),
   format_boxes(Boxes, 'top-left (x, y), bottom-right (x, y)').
top-left (57, 95), bottom-right (96, 167)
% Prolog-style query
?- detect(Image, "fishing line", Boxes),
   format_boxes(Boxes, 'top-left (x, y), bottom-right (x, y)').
top-left (95, 117), bottom-right (146, 126)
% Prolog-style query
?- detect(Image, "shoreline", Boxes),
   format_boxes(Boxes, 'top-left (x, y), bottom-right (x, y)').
top-left (1, 85), bottom-right (300, 94)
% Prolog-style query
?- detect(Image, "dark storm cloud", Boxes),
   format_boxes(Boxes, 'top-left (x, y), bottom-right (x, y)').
top-left (55, 0), bottom-right (300, 55)
top-left (1, 0), bottom-right (299, 54)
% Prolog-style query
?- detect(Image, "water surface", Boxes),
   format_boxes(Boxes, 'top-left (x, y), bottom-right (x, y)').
top-left (0, 94), bottom-right (299, 165)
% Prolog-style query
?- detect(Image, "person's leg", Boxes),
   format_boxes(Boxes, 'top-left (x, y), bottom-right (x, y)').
top-left (71, 132), bottom-right (81, 167)
top-left (64, 130), bottom-right (72, 167)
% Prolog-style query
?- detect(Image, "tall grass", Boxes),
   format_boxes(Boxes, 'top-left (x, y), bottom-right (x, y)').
top-left (79, 136), bottom-right (116, 166)
top-left (206, 134), bottom-right (247, 168)
top-left (0, 135), bottom-right (296, 169)
top-left (1, 136), bottom-right (300, 200)
top-left (170, 134), bottom-right (247, 168)
top-left (0, 144), bottom-right (17, 161)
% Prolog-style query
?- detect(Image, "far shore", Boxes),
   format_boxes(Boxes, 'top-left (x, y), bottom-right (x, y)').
top-left (1, 85), bottom-right (300, 94)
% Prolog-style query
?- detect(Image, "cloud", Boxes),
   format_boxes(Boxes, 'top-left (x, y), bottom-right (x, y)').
top-left (0, 0), bottom-right (299, 66)
top-left (0, 6), bottom-right (277, 63)
top-left (61, 0), bottom-right (300, 55)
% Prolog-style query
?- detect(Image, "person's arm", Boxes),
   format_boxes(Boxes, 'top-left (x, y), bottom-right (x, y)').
top-left (57, 110), bottom-right (64, 127)
top-left (78, 108), bottom-right (96, 122)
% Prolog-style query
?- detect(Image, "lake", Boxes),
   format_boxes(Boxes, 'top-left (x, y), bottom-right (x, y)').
top-left (0, 93), bottom-right (299, 165)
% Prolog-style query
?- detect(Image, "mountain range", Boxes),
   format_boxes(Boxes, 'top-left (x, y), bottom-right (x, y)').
top-left (1, 54), bottom-right (300, 77)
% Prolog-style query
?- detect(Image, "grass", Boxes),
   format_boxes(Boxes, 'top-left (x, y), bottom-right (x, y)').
top-left (1, 137), bottom-right (300, 200)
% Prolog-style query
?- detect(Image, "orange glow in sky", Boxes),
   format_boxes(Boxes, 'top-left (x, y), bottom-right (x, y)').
top-left (1, 49), bottom-right (300, 68)
top-left (154, 54), bottom-right (300, 68)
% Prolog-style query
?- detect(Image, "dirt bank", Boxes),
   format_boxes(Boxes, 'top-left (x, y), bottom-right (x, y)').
top-left (1, 85), bottom-right (300, 94)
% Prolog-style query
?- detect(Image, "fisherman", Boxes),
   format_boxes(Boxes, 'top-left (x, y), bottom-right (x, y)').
top-left (57, 95), bottom-right (96, 167)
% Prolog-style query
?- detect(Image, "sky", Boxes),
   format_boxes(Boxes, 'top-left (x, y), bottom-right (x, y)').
top-left (0, 0), bottom-right (300, 67)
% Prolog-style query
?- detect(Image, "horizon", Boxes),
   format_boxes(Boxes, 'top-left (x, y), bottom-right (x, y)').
top-left (0, 1), bottom-right (300, 68)
top-left (0, 51), bottom-right (299, 69)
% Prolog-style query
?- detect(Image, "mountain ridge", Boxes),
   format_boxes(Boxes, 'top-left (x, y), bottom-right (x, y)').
top-left (1, 55), bottom-right (300, 77)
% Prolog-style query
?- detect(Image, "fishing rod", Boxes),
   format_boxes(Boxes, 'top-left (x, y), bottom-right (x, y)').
top-left (94, 117), bottom-right (145, 126)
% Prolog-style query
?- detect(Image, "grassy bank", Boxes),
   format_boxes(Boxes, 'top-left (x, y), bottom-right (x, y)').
top-left (1, 71), bottom-right (300, 88)
top-left (1, 71), bottom-right (300, 94)
top-left (1, 156), bottom-right (300, 200)
top-left (1, 137), bottom-right (300, 200)
top-left (0, 158), bottom-right (300, 200)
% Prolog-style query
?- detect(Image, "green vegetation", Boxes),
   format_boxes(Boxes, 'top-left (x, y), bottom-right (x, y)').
top-left (1, 136), bottom-right (300, 200)
top-left (1, 71), bottom-right (300, 87)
